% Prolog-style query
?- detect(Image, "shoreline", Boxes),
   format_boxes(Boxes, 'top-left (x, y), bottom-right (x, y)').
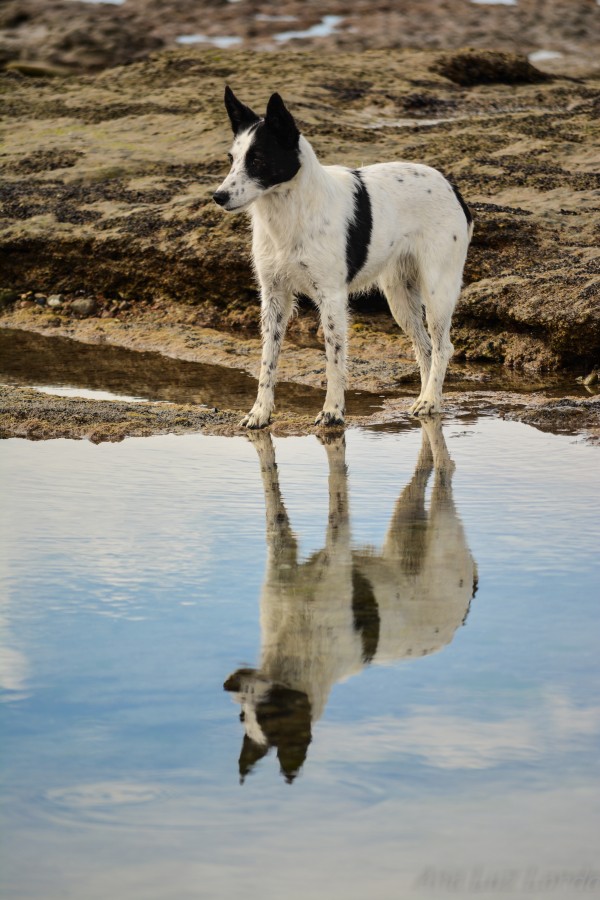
top-left (2, 313), bottom-right (598, 443)
top-left (3, 381), bottom-right (598, 443)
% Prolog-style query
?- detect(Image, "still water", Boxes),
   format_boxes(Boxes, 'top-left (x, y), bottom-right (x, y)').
top-left (1, 418), bottom-right (599, 899)
top-left (0, 328), bottom-right (388, 416)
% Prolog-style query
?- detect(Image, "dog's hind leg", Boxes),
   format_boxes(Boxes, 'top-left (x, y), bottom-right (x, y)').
top-left (379, 269), bottom-right (432, 407)
top-left (241, 285), bottom-right (294, 429)
top-left (409, 264), bottom-right (461, 417)
top-left (381, 420), bottom-right (434, 572)
top-left (315, 292), bottom-right (348, 427)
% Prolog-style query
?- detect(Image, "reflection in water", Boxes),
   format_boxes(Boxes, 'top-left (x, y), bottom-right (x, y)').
top-left (224, 421), bottom-right (477, 783)
top-left (0, 328), bottom-right (383, 415)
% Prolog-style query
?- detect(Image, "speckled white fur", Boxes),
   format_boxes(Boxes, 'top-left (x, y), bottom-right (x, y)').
top-left (215, 128), bottom-right (473, 426)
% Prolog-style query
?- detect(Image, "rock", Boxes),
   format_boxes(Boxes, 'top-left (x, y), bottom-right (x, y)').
top-left (4, 61), bottom-right (70, 78)
top-left (433, 50), bottom-right (549, 87)
top-left (0, 383), bottom-right (238, 442)
top-left (0, 288), bottom-right (18, 309)
top-left (70, 297), bottom-right (97, 317)
top-left (510, 397), bottom-right (600, 439)
top-left (47, 294), bottom-right (63, 308)
top-left (0, 0), bottom-right (164, 74)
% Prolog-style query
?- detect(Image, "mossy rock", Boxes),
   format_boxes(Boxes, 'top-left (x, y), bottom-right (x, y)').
top-left (433, 50), bottom-right (549, 87)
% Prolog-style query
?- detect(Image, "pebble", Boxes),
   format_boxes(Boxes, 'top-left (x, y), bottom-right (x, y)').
top-left (47, 294), bottom-right (63, 308)
top-left (70, 297), bottom-right (97, 317)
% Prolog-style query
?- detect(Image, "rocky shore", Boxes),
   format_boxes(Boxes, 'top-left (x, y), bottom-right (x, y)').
top-left (2, 0), bottom-right (599, 75)
top-left (2, 379), bottom-right (599, 443)
top-left (1, 16), bottom-right (599, 445)
top-left (1, 46), bottom-right (599, 373)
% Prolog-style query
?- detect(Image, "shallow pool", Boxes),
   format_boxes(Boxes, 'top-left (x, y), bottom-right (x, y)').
top-left (1, 418), bottom-right (599, 899)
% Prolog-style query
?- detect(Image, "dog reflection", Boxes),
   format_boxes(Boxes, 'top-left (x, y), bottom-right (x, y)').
top-left (224, 420), bottom-right (477, 783)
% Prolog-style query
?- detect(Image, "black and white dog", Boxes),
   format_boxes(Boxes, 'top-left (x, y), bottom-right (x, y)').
top-left (214, 87), bottom-right (473, 428)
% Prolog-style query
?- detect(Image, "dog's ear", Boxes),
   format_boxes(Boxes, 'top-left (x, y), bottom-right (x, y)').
top-left (265, 92), bottom-right (300, 149)
top-left (238, 734), bottom-right (269, 784)
top-left (224, 85), bottom-right (259, 135)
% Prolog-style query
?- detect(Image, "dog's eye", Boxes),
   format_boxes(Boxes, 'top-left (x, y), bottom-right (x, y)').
top-left (227, 153), bottom-right (233, 164)
top-left (246, 147), bottom-right (262, 171)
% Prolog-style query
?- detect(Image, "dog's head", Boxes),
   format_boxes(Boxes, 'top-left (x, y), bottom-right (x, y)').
top-left (213, 87), bottom-right (301, 213)
top-left (224, 667), bottom-right (312, 783)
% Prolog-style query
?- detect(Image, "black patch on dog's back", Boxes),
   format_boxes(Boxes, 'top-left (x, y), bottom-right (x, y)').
top-left (346, 170), bottom-right (373, 284)
top-left (352, 567), bottom-right (380, 664)
top-left (449, 180), bottom-right (473, 228)
top-left (244, 121), bottom-right (300, 190)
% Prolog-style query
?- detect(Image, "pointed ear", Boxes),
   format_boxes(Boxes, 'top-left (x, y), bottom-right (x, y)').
top-left (224, 85), bottom-right (259, 135)
top-left (239, 734), bottom-right (269, 784)
top-left (265, 92), bottom-right (300, 149)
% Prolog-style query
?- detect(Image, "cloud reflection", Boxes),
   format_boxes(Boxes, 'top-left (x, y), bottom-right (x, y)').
top-left (314, 691), bottom-right (600, 770)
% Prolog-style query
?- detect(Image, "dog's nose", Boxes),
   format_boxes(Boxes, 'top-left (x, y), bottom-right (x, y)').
top-left (213, 190), bottom-right (230, 207)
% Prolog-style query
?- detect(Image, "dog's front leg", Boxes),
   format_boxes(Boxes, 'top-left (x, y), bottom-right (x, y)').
top-left (315, 293), bottom-right (347, 427)
top-left (246, 430), bottom-right (298, 571)
top-left (320, 432), bottom-right (350, 553)
top-left (241, 287), bottom-right (293, 429)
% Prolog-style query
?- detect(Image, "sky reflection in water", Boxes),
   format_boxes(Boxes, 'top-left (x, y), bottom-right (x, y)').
top-left (1, 419), bottom-right (599, 899)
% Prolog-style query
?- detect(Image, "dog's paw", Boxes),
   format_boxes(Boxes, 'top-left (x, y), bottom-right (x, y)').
top-left (409, 397), bottom-right (441, 418)
top-left (317, 432), bottom-right (346, 449)
top-left (240, 408), bottom-right (271, 429)
top-left (315, 409), bottom-right (345, 427)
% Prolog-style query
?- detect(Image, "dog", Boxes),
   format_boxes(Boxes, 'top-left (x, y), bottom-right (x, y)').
top-left (224, 421), bottom-right (477, 782)
top-left (214, 87), bottom-right (473, 428)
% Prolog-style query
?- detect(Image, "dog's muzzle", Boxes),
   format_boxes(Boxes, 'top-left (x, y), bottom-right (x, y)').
top-left (213, 190), bottom-right (230, 207)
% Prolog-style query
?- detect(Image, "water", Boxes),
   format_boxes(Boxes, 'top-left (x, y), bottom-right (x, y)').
top-left (0, 328), bottom-right (386, 415)
top-left (0, 328), bottom-right (586, 413)
top-left (175, 34), bottom-right (242, 49)
top-left (273, 15), bottom-right (343, 43)
top-left (175, 14), bottom-right (342, 49)
top-left (528, 50), bottom-right (563, 63)
top-left (1, 417), bottom-right (599, 899)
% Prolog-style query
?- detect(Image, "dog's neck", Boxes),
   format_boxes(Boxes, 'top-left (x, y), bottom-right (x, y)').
top-left (250, 135), bottom-right (330, 240)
